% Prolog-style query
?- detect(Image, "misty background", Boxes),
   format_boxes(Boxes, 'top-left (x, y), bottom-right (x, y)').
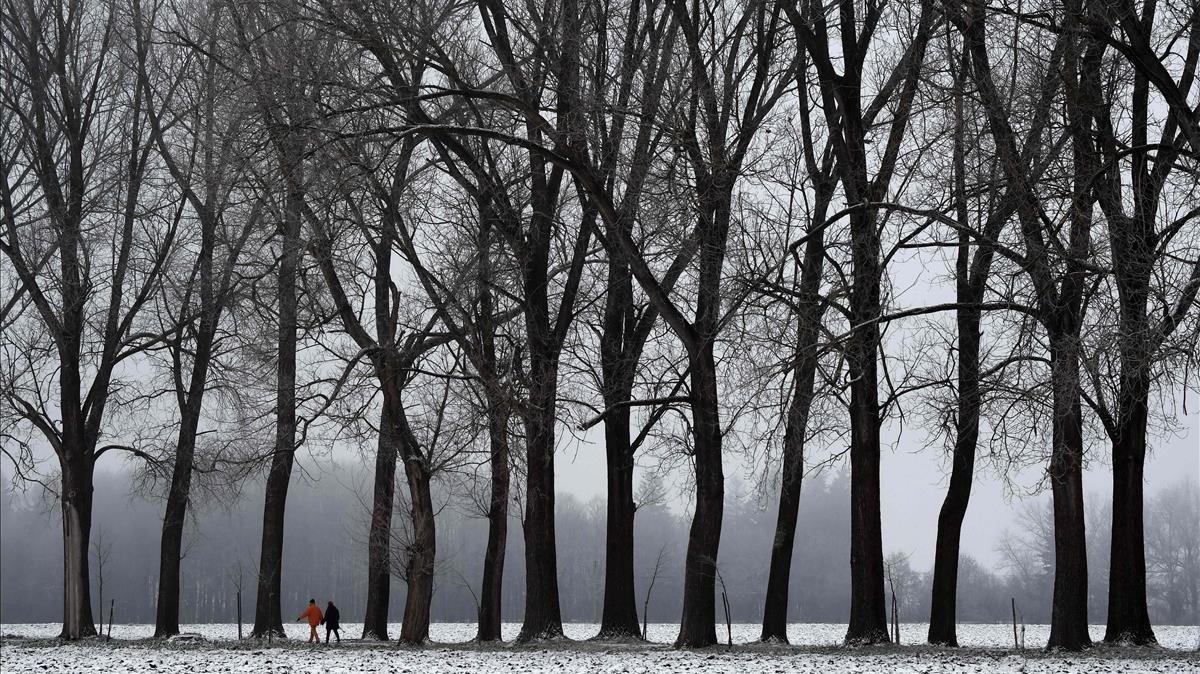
top-left (3, 415), bottom-right (1196, 627)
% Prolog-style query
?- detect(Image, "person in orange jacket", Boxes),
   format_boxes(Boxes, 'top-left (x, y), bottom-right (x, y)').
top-left (296, 599), bottom-right (323, 643)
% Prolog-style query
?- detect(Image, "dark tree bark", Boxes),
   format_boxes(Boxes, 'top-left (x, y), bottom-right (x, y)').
top-left (594, 339), bottom-right (646, 630)
top-left (1046, 333), bottom-right (1091, 651)
top-left (399, 427), bottom-right (438, 645)
top-left (1105, 362), bottom-right (1156, 646)
top-left (760, 199), bottom-right (828, 643)
top-left (926, 304), bottom-right (981, 647)
top-left (598, 345), bottom-right (640, 638)
top-left (362, 404), bottom-right (400, 640)
top-left (676, 344), bottom-right (724, 648)
top-left (952, 1), bottom-right (1095, 649)
top-left (791, 0), bottom-right (933, 644)
top-left (473, 213), bottom-right (513, 642)
top-left (477, 395), bottom-right (511, 641)
top-left (251, 149), bottom-right (304, 640)
top-left (0, 0), bottom-right (165, 639)
top-left (518, 359), bottom-right (567, 640)
top-left (926, 40), bottom-right (1018, 645)
top-left (138, 10), bottom-right (254, 631)
top-left (1080, 1), bottom-right (1200, 646)
top-left (844, 205), bottom-right (889, 645)
top-left (661, 0), bottom-right (790, 647)
top-left (301, 138), bottom-right (453, 643)
top-left (589, 0), bottom-right (679, 639)
top-left (759, 81), bottom-right (835, 639)
top-left (926, 41), bottom-right (978, 647)
top-left (1045, 7), bottom-right (1097, 649)
top-left (155, 409), bottom-right (202, 637)
top-left (61, 457), bottom-right (98, 639)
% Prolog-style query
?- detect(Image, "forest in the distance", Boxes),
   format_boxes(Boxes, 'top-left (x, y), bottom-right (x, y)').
top-left (2, 468), bottom-right (1197, 630)
top-left (2, 0), bottom-right (1199, 653)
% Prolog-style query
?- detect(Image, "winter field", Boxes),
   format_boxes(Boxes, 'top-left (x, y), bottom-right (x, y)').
top-left (1, 623), bottom-right (1197, 673)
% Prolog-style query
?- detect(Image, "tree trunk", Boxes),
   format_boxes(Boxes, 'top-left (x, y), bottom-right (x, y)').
top-left (154, 415), bottom-right (199, 638)
top-left (597, 256), bottom-right (642, 640)
top-left (1105, 388), bottom-right (1155, 644)
top-left (251, 157), bottom-right (302, 640)
top-left (250, 446), bottom-right (293, 639)
top-left (761, 219), bottom-right (826, 644)
top-left (516, 395), bottom-right (565, 641)
top-left (598, 403), bottom-right (640, 639)
top-left (845, 206), bottom-right (889, 645)
top-left (760, 407), bottom-right (805, 644)
top-left (399, 457), bottom-right (436, 645)
top-left (60, 457), bottom-right (98, 640)
top-left (674, 345), bottom-right (723, 648)
top-left (362, 403), bottom-right (399, 640)
top-left (1046, 333), bottom-right (1091, 651)
top-left (476, 400), bottom-right (510, 642)
top-left (927, 309), bottom-right (982, 646)
top-left (1103, 211), bottom-right (1156, 645)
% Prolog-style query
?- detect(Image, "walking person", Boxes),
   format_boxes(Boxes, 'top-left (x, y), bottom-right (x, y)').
top-left (322, 601), bottom-right (341, 644)
top-left (296, 599), bottom-right (323, 643)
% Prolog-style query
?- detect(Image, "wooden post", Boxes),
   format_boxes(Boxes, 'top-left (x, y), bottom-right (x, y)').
top-left (107, 600), bottom-right (114, 639)
top-left (1011, 598), bottom-right (1018, 650)
top-left (237, 590), bottom-right (243, 640)
top-left (887, 566), bottom-right (899, 644)
top-left (721, 589), bottom-right (732, 651)
top-left (892, 592), bottom-right (899, 644)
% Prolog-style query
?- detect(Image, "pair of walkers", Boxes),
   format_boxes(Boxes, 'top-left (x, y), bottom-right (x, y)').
top-left (297, 599), bottom-right (341, 644)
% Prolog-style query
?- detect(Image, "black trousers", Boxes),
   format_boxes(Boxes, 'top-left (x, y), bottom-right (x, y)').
top-left (325, 626), bottom-right (340, 643)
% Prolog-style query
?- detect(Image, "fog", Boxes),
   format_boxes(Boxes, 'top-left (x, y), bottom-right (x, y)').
top-left (3, 413), bottom-right (1196, 627)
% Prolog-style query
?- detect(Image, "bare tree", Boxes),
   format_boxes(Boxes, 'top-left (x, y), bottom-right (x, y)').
top-left (300, 117), bottom-right (459, 641)
top-left (228, 0), bottom-right (333, 638)
top-left (1065, 0), bottom-right (1200, 645)
top-left (92, 529), bottom-right (112, 636)
top-left (944, 0), bottom-right (1103, 649)
top-left (130, 0), bottom-right (263, 637)
top-left (568, 0), bottom-right (691, 640)
top-left (576, 0), bottom-right (794, 647)
top-left (789, 0), bottom-right (935, 644)
top-left (0, 0), bottom-right (177, 639)
top-left (926, 14), bottom-right (1065, 644)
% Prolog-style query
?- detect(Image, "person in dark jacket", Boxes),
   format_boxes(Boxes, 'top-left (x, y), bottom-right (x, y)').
top-left (321, 601), bottom-right (341, 644)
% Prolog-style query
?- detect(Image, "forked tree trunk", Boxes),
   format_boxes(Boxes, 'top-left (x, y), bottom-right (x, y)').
top-left (363, 403), bottom-right (399, 640)
top-left (476, 400), bottom-right (510, 642)
top-left (399, 458), bottom-right (437, 645)
top-left (675, 346), bottom-right (723, 648)
top-left (927, 309), bottom-right (981, 646)
top-left (1046, 334), bottom-right (1091, 651)
top-left (60, 457), bottom-right (98, 640)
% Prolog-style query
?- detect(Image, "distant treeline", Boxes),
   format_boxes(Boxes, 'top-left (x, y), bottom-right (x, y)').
top-left (3, 467), bottom-right (1195, 627)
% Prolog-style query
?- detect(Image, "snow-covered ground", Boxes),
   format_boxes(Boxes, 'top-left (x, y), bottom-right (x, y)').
top-left (2, 622), bottom-right (1197, 673)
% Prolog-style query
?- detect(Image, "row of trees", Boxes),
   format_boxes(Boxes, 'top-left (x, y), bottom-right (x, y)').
top-left (3, 467), bottom-right (1196, 629)
top-left (2, 0), bottom-right (1197, 651)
